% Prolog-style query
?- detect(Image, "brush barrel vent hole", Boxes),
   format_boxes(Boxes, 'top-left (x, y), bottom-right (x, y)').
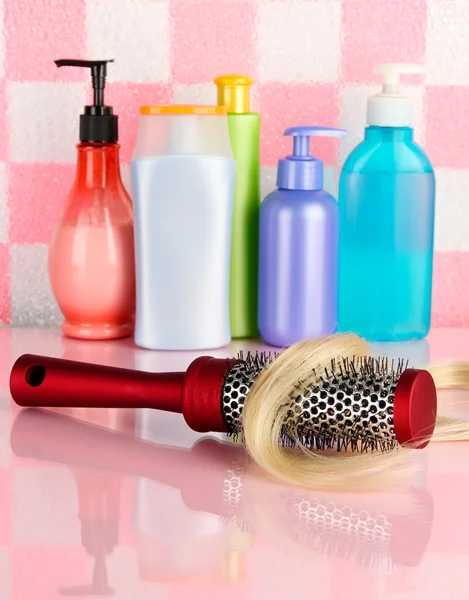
top-left (25, 365), bottom-right (46, 387)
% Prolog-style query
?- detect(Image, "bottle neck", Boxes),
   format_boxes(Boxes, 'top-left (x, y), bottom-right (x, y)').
top-left (364, 126), bottom-right (413, 143)
top-left (75, 143), bottom-right (122, 189)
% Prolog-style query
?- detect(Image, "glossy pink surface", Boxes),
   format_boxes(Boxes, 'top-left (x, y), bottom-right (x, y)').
top-left (0, 327), bottom-right (468, 599)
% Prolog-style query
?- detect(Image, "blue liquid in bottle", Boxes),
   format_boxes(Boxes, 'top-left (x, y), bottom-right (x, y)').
top-left (338, 126), bottom-right (435, 341)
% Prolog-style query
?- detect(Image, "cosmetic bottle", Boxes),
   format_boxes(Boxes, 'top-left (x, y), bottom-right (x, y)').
top-left (131, 105), bottom-right (235, 350)
top-left (338, 64), bottom-right (435, 342)
top-left (214, 75), bottom-right (260, 339)
top-left (258, 126), bottom-right (345, 347)
top-left (49, 59), bottom-right (135, 340)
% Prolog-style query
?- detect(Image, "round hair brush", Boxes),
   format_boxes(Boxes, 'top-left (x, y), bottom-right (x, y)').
top-left (10, 352), bottom-right (437, 450)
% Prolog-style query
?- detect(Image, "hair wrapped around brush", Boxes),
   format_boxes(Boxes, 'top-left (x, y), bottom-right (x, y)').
top-left (242, 333), bottom-right (469, 490)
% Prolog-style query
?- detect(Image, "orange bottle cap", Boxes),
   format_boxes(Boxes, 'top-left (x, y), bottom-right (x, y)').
top-left (140, 105), bottom-right (226, 116)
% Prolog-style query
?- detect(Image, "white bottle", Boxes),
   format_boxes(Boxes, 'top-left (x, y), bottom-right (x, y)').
top-left (131, 105), bottom-right (236, 350)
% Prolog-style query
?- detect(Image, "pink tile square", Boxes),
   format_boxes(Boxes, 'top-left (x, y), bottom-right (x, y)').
top-left (432, 251), bottom-right (469, 327)
top-left (0, 469), bottom-right (11, 544)
top-left (425, 87), bottom-right (469, 169)
top-left (259, 82), bottom-right (340, 167)
top-left (170, 0), bottom-right (256, 84)
top-left (8, 164), bottom-right (76, 245)
top-left (0, 244), bottom-right (11, 325)
top-left (12, 547), bottom-right (87, 598)
top-left (342, 0), bottom-right (427, 85)
top-left (5, 0), bottom-right (86, 82)
top-left (105, 83), bottom-right (173, 164)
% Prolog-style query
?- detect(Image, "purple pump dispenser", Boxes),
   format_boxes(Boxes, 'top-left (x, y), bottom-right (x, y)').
top-left (258, 126), bottom-right (346, 347)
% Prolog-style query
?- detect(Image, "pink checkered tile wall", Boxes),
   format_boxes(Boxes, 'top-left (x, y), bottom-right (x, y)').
top-left (0, 0), bottom-right (468, 326)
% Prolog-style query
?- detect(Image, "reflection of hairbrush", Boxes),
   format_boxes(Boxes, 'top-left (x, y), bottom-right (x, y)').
top-left (10, 353), bottom-right (437, 449)
top-left (11, 409), bottom-right (251, 530)
top-left (255, 488), bottom-right (433, 569)
top-left (11, 409), bottom-right (433, 568)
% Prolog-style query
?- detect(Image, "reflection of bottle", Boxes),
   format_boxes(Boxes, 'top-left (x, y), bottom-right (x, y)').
top-left (134, 477), bottom-right (228, 583)
top-left (58, 409), bottom-right (130, 596)
top-left (339, 64), bottom-right (435, 342)
top-left (134, 413), bottom-right (242, 584)
top-left (49, 59), bottom-right (135, 341)
top-left (219, 519), bottom-right (253, 586)
top-left (59, 470), bottom-right (119, 596)
top-left (61, 334), bottom-right (138, 377)
top-left (214, 75), bottom-right (260, 339)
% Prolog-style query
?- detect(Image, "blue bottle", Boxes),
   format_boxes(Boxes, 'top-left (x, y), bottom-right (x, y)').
top-left (258, 126), bottom-right (346, 347)
top-left (338, 64), bottom-right (435, 342)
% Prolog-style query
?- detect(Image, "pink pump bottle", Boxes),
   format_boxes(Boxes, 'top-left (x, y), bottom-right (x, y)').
top-left (49, 59), bottom-right (135, 340)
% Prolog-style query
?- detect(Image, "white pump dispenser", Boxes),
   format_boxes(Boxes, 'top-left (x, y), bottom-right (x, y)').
top-left (366, 64), bottom-right (425, 128)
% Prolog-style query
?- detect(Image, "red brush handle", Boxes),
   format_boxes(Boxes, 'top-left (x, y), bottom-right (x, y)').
top-left (10, 354), bottom-right (237, 433)
top-left (10, 354), bottom-right (184, 411)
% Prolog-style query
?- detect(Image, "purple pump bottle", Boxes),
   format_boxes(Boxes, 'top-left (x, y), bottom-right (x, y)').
top-left (258, 126), bottom-right (346, 347)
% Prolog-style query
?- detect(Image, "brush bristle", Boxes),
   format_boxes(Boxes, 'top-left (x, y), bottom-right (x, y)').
top-left (236, 350), bottom-right (278, 375)
top-left (222, 354), bottom-right (410, 453)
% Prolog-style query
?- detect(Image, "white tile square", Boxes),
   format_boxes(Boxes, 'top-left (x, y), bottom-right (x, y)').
top-left (338, 85), bottom-right (372, 165)
top-left (339, 85), bottom-right (424, 165)
top-left (427, 1), bottom-right (469, 85)
top-left (87, 0), bottom-right (170, 83)
top-left (0, 163), bottom-right (7, 243)
top-left (10, 244), bottom-right (62, 326)
top-left (258, 1), bottom-right (341, 83)
top-left (434, 168), bottom-right (469, 251)
top-left (172, 84), bottom-right (215, 105)
top-left (13, 468), bottom-right (80, 545)
top-left (8, 82), bottom-right (86, 163)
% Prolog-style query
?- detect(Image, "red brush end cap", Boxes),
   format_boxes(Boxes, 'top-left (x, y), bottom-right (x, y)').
top-left (182, 356), bottom-right (237, 433)
top-left (394, 369), bottom-right (437, 449)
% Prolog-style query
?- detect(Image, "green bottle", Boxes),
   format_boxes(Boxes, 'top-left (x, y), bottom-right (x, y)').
top-left (215, 75), bottom-right (260, 339)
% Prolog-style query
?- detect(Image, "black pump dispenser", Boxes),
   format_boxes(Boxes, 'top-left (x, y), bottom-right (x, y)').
top-left (55, 59), bottom-right (118, 143)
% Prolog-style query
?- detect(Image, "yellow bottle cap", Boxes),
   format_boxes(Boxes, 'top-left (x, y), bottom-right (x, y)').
top-left (140, 105), bottom-right (226, 115)
top-left (214, 75), bottom-right (254, 114)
